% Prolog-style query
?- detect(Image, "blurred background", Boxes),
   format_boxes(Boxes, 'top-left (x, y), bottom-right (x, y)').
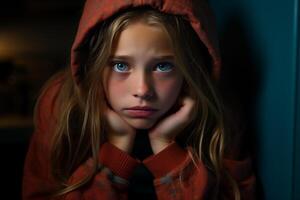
top-left (0, 0), bottom-right (84, 198)
top-left (209, 0), bottom-right (300, 199)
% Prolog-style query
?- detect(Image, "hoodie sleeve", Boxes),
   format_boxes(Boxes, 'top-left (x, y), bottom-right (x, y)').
top-left (143, 142), bottom-right (256, 199)
top-left (64, 142), bottom-right (140, 200)
top-left (143, 142), bottom-right (209, 199)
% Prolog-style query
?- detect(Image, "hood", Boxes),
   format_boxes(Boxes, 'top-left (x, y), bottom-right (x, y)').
top-left (71, 0), bottom-right (221, 83)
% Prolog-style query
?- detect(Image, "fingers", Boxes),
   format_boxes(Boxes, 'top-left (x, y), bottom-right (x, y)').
top-left (104, 105), bottom-right (136, 136)
top-left (103, 105), bottom-right (136, 153)
top-left (168, 96), bottom-right (196, 126)
top-left (149, 96), bottom-right (196, 141)
top-left (172, 96), bottom-right (196, 127)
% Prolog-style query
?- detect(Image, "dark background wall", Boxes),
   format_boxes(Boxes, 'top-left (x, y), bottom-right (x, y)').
top-left (209, 0), bottom-right (300, 199)
top-left (0, 0), bottom-right (84, 199)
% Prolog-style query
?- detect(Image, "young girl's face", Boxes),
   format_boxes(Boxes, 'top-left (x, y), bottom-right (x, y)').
top-left (103, 21), bottom-right (183, 129)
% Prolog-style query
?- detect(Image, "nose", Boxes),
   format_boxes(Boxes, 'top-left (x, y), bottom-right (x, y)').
top-left (132, 71), bottom-right (154, 100)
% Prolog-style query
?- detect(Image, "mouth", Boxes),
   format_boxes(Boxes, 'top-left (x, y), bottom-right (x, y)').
top-left (124, 106), bottom-right (158, 118)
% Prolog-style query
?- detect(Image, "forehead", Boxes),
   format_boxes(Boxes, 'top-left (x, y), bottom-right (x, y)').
top-left (111, 22), bottom-right (174, 56)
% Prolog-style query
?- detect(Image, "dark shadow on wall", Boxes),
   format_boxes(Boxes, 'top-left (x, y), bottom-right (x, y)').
top-left (217, 15), bottom-right (264, 199)
top-left (0, 0), bottom-right (85, 199)
top-left (0, 128), bottom-right (32, 200)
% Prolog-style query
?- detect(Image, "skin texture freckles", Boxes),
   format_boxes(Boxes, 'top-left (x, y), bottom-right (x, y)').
top-left (103, 22), bottom-right (184, 130)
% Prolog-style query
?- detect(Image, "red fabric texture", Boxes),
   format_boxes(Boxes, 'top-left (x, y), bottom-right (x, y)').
top-left (71, 0), bottom-right (221, 83)
top-left (143, 141), bottom-right (189, 178)
top-left (22, 79), bottom-right (256, 199)
top-left (99, 142), bottom-right (141, 180)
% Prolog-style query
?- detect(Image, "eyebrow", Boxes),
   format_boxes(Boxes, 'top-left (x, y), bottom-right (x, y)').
top-left (109, 55), bottom-right (175, 61)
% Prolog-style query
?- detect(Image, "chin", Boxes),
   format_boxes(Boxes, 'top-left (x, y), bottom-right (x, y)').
top-left (125, 118), bottom-right (157, 130)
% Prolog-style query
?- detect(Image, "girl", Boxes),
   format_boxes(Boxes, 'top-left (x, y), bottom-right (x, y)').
top-left (23, 0), bottom-right (256, 199)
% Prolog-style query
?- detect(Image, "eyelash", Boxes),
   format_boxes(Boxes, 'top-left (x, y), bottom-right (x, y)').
top-left (110, 61), bottom-right (174, 73)
top-left (112, 62), bottom-right (129, 73)
top-left (154, 62), bottom-right (174, 72)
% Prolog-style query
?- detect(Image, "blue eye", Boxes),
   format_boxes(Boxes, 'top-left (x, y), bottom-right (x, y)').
top-left (155, 62), bottom-right (174, 72)
top-left (112, 62), bottom-right (129, 73)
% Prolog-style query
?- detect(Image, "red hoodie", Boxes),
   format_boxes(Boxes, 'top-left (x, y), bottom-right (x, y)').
top-left (22, 0), bottom-right (256, 199)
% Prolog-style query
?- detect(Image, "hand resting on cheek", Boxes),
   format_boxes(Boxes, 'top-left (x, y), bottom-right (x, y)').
top-left (104, 96), bottom-right (196, 155)
top-left (148, 96), bottom-right (196, 154)
top-left (104, 104), bottom-right (136, 153)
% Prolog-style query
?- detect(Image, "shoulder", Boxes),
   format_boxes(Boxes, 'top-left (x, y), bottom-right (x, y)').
top-left (33, 71), bottom-right (66, 137)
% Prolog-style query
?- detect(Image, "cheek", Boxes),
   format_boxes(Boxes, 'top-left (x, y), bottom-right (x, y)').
top-left (105, 78), bottom-right (127, 107)
top-left (156, 78), bottom-right (183, 107)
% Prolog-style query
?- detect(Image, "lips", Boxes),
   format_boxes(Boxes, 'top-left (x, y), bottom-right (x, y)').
top-left (124, 106), bottom-right (158, 117)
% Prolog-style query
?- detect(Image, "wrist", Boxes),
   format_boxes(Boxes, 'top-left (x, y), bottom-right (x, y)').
top-left (108, 136), bottom-right (135, 154)
top-left (149, 138), bottom-right (174, 154)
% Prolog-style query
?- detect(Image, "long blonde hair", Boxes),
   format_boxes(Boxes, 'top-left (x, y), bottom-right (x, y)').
top-left (43, 6), bottom-right (240, 199)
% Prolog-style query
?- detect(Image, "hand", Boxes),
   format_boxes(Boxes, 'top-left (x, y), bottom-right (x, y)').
top-left (104, 105), bottom-right (136, 153)
top-left (148, 97), bottom-right (196, 154)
